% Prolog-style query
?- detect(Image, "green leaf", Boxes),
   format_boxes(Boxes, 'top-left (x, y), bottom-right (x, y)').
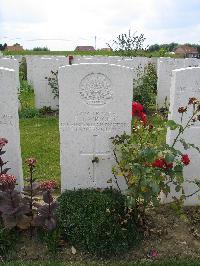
top-left (174, 164), bottom-right (183, 173)
top-left (188, 143), bottom-right (200, 153)
top-left (151, 183), bottom-right (160, 194)
top-left (175, 185), bottom-right (181, 192)
top-left (194, 179), bottom-right (200, 188)
top-left (165, 154), bottom-right (175, 163)
top-left (166, 120), bottom-right (180, 130)
top-left (140, 148), bottom-right (157, 161)
top-left (152, 196), bottom-right (160, 207)
top-left (180, 195), bottom-right (186, 200)
top-left (180, 139), bottom-right (189, 150)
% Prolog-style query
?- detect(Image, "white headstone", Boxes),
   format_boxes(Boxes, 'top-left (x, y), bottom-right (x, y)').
top-left (167, 67), bottom-right (200, 205)
top-left (184, 58), bottom-right (200, 68)
top-left (151, 57), bottom-right (158, 70)
top-left (26, 55), bottom-right (35, 85)
top-left (117, 57), bottom-right (155, 79)
top-left (72, 56), bottom-right (155, 70)
top-left (30, 56), bottom-right (68, 109)
top-left (72, 55), bottom-right (123, 64)
top-left (157, 58), bottom-right (185, 108)
top-left (71, 57), bottom-right (156, 101)
top-left (0, 67), bottom-right (23, 190)
top-left (59, 63), bottom-right (133, 190)
top-left (0, 57), bottom-right (20, 89)
top-left (13, 55), bottom-right (23, 64)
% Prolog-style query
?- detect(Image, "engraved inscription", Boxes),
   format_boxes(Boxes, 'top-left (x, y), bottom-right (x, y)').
top-left (61, 111), bottom-right (130, 132)
top-left (180, 86), bottom-right (186, 93)
top-left (75, 112), bottom-right (117, 123)
top-left (79, 73), bottom-right (112, 105)
top-left (0, 114), bottom-right (14, 126)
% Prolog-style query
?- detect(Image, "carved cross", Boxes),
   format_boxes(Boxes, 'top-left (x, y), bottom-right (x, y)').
top-left (80, 134), bottom-right (111, 185)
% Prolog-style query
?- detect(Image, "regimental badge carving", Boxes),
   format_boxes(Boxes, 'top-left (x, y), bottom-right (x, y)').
top-left (79, 73), bottom-right (113, 105)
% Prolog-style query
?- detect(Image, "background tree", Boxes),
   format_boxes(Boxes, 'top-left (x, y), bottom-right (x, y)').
top-left (3, 43), bottom-right (7, 50)
top-left (107, 30), bottom-right (146, 56)
top-left (33, 46), bottom-right (50, 51)
top-left (0, 43), bottom-right (7, 51)
top-left (148, 44), bottom-right (160, 52)
top-left (148, 42), bottom-right (178, 52)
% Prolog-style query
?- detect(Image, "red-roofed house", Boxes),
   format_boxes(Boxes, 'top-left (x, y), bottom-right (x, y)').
top-left (175, 45), bottom-right (199, 58)
top-left (5, 43), bottom-right (24, 52)
top-left (75, 46), bottom-right (95, 51)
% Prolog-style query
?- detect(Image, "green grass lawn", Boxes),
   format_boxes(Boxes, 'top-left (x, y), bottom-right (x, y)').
top-left (3, 50), bottom-right (163, 57)
top-left (20, 117), bottom-right (60, 184)
top-left (19, 80), bottom-right (35, 110)
top-left (19, 82), bottom-right (60, 184)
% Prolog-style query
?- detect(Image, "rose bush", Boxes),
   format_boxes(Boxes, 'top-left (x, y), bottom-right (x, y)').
top-left (112, 99), bottom-right (200, 225)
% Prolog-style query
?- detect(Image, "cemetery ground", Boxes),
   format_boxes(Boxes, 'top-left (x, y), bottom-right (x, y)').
top-left (2, 85), bottom-right (198, 265)
top-left (2, 259), bottom-right (200, 266)
top-left (0, 60), bottom-right (200, 266)
top-left (3, 204), bottom-right (200, 264)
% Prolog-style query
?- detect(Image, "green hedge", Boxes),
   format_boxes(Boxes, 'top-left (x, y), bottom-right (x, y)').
top-left (57, 188), bottom-right (141, 256)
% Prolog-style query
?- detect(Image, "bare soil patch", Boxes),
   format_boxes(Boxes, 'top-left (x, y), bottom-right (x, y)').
top-left (8, 205), bottom-right (199, 264)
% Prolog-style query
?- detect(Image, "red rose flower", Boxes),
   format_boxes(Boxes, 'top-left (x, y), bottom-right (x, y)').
top-left (132, 102), bottom-right (143, 116)
top-left (132, 102), bottom-right (147, 124)
top-left (152, 159), bottom-right (165, 168)
top-left (140, 112), bottom-right (147, 124)
top-left (0, 138), bottom-right (8, 149)
top-left (152, 158), bottom-right (173, 170)
top-left (181, 154), bottom-right (190, 166)
top-left (166, 162), bottom-right (173, 169)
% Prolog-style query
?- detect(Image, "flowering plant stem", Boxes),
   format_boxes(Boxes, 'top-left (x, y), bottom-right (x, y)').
top-left (29, 165), bottom-right (34, 236)
top-left (172, 108), bottom-right (199, 148)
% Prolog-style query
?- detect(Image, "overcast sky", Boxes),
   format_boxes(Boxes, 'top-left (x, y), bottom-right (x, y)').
top-left (0, 0), bottom-right (200, 51)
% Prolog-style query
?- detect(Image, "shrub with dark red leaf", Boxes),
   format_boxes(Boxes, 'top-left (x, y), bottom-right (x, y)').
top-left (34, 181), bottom-right (58, 231)
top-left (0, 138), bottom-right (31, 229)
top-left (0, 174), bottom-right (30, 229)
top-left (0, 138), bottom-right (10, 175)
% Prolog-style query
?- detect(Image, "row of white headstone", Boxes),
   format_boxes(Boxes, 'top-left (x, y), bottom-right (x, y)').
top-left (25, 55), bottom-right (155, 110)
top-left (0, 59), bottom-right (199, 205)
top-left (2, 55), bottom-right (200, 111)
top-left (157, 57), bottom-right (200, 108)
